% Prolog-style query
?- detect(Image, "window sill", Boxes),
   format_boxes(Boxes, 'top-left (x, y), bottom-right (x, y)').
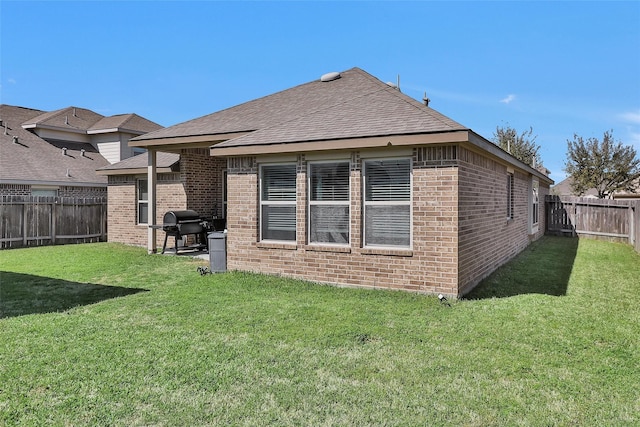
top-left (361, 247), bottom-right (413, 257)
top-left (257, 241), bottom-right (298, 250)
top-left (305, 244), bottom-right (351, 254)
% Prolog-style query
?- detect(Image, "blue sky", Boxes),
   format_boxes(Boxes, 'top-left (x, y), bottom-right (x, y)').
top-left (2, 1), bottom-right (639, 182)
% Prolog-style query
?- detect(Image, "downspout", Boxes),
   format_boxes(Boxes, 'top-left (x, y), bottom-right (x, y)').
top-left (147, 149), bottom-right (157, 253)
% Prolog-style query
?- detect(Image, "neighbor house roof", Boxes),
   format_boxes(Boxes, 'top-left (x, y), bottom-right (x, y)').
top-left (1, 104), bottom-right (163, 187)
top-left (96, 151), bottom-right (180, 175)
top-left (0, 105), bottom-right (110, 186)
top-left (553, 176), bottom-right (639, 199)
top-left (22, 106), bottom-right (162, 136)
top-left (88, 113), bottom-right (163, 135)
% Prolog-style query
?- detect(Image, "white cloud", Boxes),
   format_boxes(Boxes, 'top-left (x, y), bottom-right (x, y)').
top-left (620, 110), bottom-right (640, 124)
top-left (627, 130), bottom-right (640, 149)
top-left (500, 94), bottom-right (516, 104)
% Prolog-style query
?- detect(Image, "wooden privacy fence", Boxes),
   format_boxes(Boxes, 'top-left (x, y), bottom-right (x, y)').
top-left (0, 196), bottom-right (107, 249)
top-left (546, 195), bottom-right (639, 253)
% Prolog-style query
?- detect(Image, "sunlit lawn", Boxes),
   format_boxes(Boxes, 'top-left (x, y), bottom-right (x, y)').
top-left (1, 236), bottom-right (638, 426)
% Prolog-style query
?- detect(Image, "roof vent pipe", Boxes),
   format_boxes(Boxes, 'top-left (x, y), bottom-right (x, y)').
top-left (66, 168), bottom-right (71, 178)
top-left (62, 147), bottom-right (67, 156)
top-left (13, 136), bottom-right (19, 144)
top-left (3, 124), bottom-right (7, 135)
top-left (81, 149), bottom-right (86, 157)
top-left (65, 115), bottom-right (69, 125)
top-left (422, 92), bottom-right (430, 107)
top-left (73, 107), bottom-right (77, 117)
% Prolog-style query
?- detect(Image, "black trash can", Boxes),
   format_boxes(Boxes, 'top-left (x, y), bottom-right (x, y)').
top-left (208, 231), bottom-right (227, 273)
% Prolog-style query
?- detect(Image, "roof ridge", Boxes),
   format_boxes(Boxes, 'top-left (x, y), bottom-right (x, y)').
top-left (233, 68), bottom-right (393, 137)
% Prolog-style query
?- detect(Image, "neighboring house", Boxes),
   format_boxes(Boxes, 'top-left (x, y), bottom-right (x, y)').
top-left (121, 67), bottom-right (552, 297)
top-left (552, 177), bottom-right (639, 199)
top-left (0, 105), bottom-right (161, 198)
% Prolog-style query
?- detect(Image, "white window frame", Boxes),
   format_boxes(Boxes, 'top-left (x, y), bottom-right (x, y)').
top-left (530, 177), bottom-right (540, 233)
top-left (222, 169), bottom-right (227, 219)
top-left (259, 163), bottom-right (297, 242)
top-left (137, 178), bottom-right (148, 225)
top-left (362, 157), bottom-right (412, 249)
top-left (308, 160), bottom-right (351, 246)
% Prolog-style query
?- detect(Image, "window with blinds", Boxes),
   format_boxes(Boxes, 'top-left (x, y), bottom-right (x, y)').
top-left (507, 173), bottom-right (514, 220)
top-left (363, 158), bottom-right (411, 247)
top-left (260, 164), bottom-right (297, 241)
top-left (308, 161), bottom-right (350, 244)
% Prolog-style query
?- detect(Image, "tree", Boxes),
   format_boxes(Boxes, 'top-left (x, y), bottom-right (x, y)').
top-left (565, 130), bottom-right (640, 199)
top-left (492, 125), bottom-right (542, 168)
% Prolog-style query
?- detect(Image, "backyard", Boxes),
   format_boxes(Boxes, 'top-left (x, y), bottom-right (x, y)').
top-left (0, 236), bottom-right (638, 426)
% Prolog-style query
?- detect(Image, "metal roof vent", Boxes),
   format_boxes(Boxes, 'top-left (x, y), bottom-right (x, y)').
top-left (62, 147), bottom-right (67, 156)
top-left (320, 71), bottom-right (341, 82)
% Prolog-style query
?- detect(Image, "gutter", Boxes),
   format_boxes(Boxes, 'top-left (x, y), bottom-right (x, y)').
top-left (0, 179), bottom-right (107, 187)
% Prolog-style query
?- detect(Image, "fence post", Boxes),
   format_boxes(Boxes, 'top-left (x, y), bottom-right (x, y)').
top-left (630, 205), bottom-right (635, 247)
top-left (51, 199), bottom-right (57, 245)
top-left (22, 200), bottom-right (27, 246)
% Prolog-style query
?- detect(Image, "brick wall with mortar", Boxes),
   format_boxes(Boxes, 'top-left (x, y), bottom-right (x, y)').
top-left (0, 184), bottom-right (106, 198)
top-left (106, 149), bottom-right (226, 249)
top-left (181, 148), bottom-right (226, 220)
top-left (457, 146), bottom-right (549, 295)
top-left (226, 146), bottom-right (461, 296)
top-left (107, 173), bottom-right (185, 247)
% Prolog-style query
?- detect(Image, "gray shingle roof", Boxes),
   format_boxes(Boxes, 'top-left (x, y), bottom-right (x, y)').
top-left (134, 67), bottom-right (467, 146)
top-left (22, 107), bottom-right (105, 132)
top-left (89, 113), bottom-right (162, 134)
top-left (0, 105), bottom-right (109, 185)
top-left (1, 105), bottom-right (163, 185)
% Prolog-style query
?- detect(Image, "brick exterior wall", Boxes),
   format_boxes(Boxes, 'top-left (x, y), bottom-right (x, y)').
top-left (226, 144), bottom-right (548, 297)
top-left (105, 148), bottom-right (226, 249)
top-left (226, 147), bottom-right (461, 296)
top-left (181, 148), bottom-right (226, 219)
top-left (457, 147), bottom-right (548, 294)
top-left (0, 184), bottom-right (30, 196)
top-left (0, 183), bottom-right (106, 198)
top-left (107, 173), bottom-right (185, 247)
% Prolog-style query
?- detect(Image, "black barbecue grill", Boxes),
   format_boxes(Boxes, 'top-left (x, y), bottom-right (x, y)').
top-left (161, 210), bottom-right (208, 254)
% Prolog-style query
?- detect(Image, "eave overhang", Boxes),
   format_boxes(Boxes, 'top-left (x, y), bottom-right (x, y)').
top-left (207, 129), bottom-right (554, 185)
top-left (87, 127), bottom-right (146, 135)
top-left (21, 123), bottom-right (88, 135)
top-left (96, 166), bottom-right (177, 176)
top-left (209, 130), bottom-right (470, 156)
top-left (129, 131), bottom-right (250, 148)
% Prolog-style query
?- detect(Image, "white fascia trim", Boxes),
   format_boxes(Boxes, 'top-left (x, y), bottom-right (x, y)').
top-left (87, 128), bottom-right (145, 135)
top-left (21, 123), bottom-right (88, 135)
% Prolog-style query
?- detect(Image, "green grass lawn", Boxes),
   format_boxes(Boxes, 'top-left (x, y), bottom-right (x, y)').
top-left (1, 237), bottom-right (638, 426)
